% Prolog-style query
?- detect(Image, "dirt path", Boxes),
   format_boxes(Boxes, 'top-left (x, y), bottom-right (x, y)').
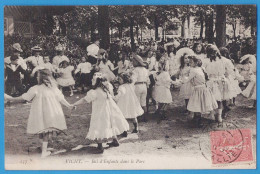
top-left (5, 91), bottom-right (256, 169)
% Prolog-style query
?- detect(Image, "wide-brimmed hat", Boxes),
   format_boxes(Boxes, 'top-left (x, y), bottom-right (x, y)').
top-left (132, 54), bottom-right (146, 67)
top-left (55, 44), bottom-right (65, 51)
top-left (240, 54), bottom-right (256, 65)
top-left (31, 46), bottom-right (42, 51)
top-left (12, 43), bottom-right (23, 52)
top-left (175, 47), bottom-right (195, 65)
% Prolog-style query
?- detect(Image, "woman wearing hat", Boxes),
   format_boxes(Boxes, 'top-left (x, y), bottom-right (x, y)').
top-left (131, 54), bottom-right (150, 122)
top-left (24, 46), bottom-right (45, 87)
top-left (25, 46), bottom-right (44, 68)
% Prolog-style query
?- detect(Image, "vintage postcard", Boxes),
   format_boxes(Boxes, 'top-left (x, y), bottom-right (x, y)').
top-left (3, 3), bottom-right (257, 170)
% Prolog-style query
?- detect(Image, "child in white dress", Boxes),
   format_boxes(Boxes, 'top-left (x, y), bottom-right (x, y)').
top-left (152, 59), bottom-right (173, 123)
top-left (178, 53), bottom-right (193, 114)
top-left (73, 73), bottom-right (129, 153)
top-left (56, 60), bottom-right (75, 96)
top-left (114, 73), bottom-right (144, 135)
top-left (185, 56), bottom-right (218, 127)
top-left (5, 68), bottom-right (73, 158)
top-left (219, 47), bottom-right (242, 106)
top-left (204, 45), bottom-right (233, 122)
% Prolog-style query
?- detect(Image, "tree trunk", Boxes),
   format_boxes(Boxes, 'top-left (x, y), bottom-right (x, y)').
top-left (199, 11), bottom-right (204, 39)
top-left (187, 16), bottom-right (190, 38)
top-left (130, 17), bottom-right (135, 51)
top-left (251, 19), bottom-right (255, 36)
top-left (207, 11), bottom-right (214, 44)
top-left (162, 27), bottom-right (165, 42)
top-left (59, 20), bottom-right (66, 36)
top-left (141, 27), bottom-right (143, 41)
top-left (216, 5), bottom-right (226, 47)
top-left (136, 25), bottom-right (139, 41)
top-left (154, 15), bottom-right (159, 41)
top-left (98, 6), bottom-right (110, 49)
top-left (90, 17), bottom-right (96, 42)
top-left (232, 23), bottom-right (236, 38)
top-left (181, 18), bottom-right (186, 38)
top-left (118, 23), bottom-right (123, 39)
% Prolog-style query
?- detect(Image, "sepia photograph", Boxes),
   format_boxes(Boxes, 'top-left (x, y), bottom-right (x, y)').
top-left (3, 4), bottom-right (257, 170)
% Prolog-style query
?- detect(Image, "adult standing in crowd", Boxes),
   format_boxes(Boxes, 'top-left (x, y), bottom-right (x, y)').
top-left (86, 36), bottom-right (100, 64)
top-left (25, 46), bottom-right (44, 69)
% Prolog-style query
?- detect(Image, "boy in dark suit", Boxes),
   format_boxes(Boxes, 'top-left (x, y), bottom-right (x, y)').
top-left (5, 55), bottom-right (27, 96)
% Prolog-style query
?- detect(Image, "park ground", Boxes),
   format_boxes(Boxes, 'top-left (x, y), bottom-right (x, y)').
top-left (4, 89), bottom-right (256, 170)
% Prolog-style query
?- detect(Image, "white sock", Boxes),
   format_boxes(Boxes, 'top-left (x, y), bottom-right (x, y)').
top-left (42, 142), bottom-right (48, 152)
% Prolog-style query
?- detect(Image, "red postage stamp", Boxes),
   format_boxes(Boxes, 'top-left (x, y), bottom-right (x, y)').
top-left (210, 129), bottom-right (253, 165)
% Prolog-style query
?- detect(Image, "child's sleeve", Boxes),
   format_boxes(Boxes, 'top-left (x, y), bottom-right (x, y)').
top-left (163, 72), bottom-right (172, 88)
top-left (114, 86), bottom-right (126, 101)
top-left (54, 87), bottom-right (66, 101)
top-left (84, 90), bottom-right (97, 103)
top-left (69, 66), bottom-right (74, 71)
top-left (74, 64), bottom-right (81, 74)
top-left (183, 68), bottom-right (196, 83)
top-left (22, 86), bottom-right (37, 101)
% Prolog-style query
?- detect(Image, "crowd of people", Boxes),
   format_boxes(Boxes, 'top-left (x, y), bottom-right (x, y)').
top-left (4, 34), bottom-right (257, 157)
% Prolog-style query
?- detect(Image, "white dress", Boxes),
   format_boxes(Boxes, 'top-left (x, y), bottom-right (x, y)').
top-left (99, 61), bottom-right (116, 82)
top-left (168, 53), bottom-right (179, 76)
top-left (84, 88), bottom-right (129, 141)
top-left (179, 66), bottom-right (193, 100)
top-left (152, 71), bottom-right (172, 103)
top-left (195, 53), bottom-right (207, 67)
top-left (114, 84), bottom-right (144, 119)
top-left (187, 68), bottom-right (218, 113)
top-left (228, 68), bottom-right (242, 98)
top-left (204, 57), bottom-right (233, 101)
top-left (22, 85), bottom-right (67, 134)
top-left (56, 66), bottom-right (75, 87)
